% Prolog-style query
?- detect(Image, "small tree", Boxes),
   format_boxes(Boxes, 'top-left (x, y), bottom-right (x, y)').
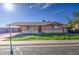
top-left (66, 17), bottom-right (74, 30)
top-left (73, 11), bottom-right (79, 18)
top-left (67, 11), bottom-right (79, 31)
top-left (75, 28), bottom-right (79, 33)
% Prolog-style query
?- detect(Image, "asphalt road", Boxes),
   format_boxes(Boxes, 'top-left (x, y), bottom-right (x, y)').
top-left (1, 45), bottom-right (79, 55)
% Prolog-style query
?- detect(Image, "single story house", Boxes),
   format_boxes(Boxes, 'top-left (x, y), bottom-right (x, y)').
top-left (6, 22), bottom-right (65, 33)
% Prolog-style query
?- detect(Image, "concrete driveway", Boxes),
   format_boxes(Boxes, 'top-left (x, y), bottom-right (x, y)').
top-left (0, 33), bottom-right (19, 41)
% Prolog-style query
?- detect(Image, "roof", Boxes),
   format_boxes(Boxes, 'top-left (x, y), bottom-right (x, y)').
top-left (52, 22), bottom-right (63, 26)
top-left (6, 22), bottom-right (63, 26)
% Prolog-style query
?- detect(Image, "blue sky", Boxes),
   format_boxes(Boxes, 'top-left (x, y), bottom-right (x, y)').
top-left (0, 3), bottom-right (79, 26)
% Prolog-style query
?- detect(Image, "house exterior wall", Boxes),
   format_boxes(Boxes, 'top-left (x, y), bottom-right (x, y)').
top-left (41, 25), bottom-right (64, 33)
top-left (42, 30), bottom-right (64, 33)
top-left (17, 24), bottom-right (64, 33)
top-left (20, 25), bottom-right (38, 33)
top-left (41, 25), bottom-right (52, 30)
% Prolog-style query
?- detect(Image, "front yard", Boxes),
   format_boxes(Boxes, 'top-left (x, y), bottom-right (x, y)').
top-left (7, 33), bottom-right (79, 41)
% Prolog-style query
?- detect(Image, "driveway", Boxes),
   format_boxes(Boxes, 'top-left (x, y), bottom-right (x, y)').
top-left (0, 33), bottom-right (19, 41)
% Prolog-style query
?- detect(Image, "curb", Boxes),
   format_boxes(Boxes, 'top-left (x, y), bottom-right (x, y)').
top-left (0, 42), bottom-right (79, 46)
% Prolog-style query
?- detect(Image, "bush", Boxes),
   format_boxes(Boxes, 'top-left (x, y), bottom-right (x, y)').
top-left (7, 33), bottom-right (79, 41)
top-left (75, 28), bottom-right (79, 33)
top-left (67, 29), bottom-right (75, 33)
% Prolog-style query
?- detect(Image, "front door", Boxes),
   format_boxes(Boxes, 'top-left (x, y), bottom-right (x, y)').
top-left (38, 26), bottom-right (42, 32)
top-left (27, 26), bottom-right (33, 32)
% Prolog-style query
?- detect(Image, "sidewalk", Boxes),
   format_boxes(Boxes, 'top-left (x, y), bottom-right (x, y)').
top-left (0, 40), bottom-right (79, 46)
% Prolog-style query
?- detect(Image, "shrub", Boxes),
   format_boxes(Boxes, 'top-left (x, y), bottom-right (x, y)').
top-left (75, 28), bottom-right (79, 33)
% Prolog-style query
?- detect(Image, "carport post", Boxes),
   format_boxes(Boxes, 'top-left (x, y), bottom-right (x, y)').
top-left (9, 25), bottom-right (13, 55)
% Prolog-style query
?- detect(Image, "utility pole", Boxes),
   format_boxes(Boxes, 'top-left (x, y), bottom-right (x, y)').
top-left (9, 25), bottom-right (13, 55)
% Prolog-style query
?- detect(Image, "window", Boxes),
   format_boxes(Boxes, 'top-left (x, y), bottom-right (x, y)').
top-left (54, 26), bottom-right (58, 29)
top-left (27, 26), bottom-right (30, 30)
top-left (27, 26), bottom-right (34, 31)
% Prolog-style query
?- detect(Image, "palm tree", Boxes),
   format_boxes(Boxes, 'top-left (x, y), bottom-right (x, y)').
top-left (72, 10), bottom-right (79, 18)
top-left (66, 17), bottom-right (74, 29)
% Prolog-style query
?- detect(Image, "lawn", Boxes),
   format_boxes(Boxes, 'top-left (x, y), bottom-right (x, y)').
top-left (7, 33), bottom-right (79, 41)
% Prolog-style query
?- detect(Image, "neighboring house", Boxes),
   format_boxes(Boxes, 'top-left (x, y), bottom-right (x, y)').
top-left (6, 22), bottom-right (64, 33)
top-left (0, 27), bottom-right (20, 33)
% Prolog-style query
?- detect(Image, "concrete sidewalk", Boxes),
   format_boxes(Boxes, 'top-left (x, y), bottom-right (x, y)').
top-left (0, 40), bottom-right (79, 46)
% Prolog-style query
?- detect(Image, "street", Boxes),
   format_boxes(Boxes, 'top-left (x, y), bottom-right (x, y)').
top-left (0, 44), bottom-right (79, 55)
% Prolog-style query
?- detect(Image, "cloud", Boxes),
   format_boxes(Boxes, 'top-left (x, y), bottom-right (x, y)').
top-left (29, 5), bottom-right (34, 8)
top-left (28, 4), bottom-right (35, 8)
top-left (28, 3), bottom-right (52, 9)
top-left (52, 9), bottom-right (65, 13)
top-left (41, 3), bottom-right (52, 9)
